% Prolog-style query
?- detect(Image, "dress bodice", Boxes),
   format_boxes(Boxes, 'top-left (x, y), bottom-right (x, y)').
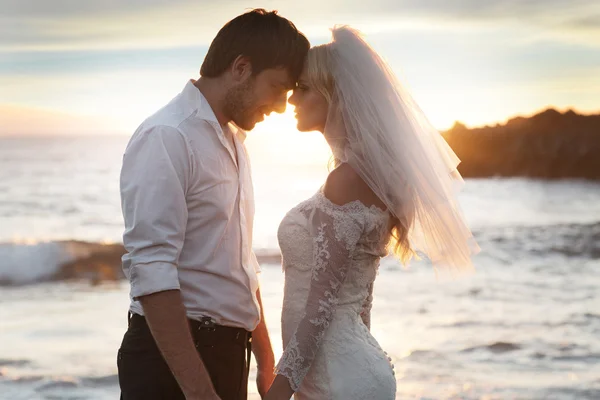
top-left (276, 189), bottom-right (391, 391)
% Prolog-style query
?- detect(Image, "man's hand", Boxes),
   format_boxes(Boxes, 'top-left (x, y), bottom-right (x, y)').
top-left (256, 365), bottom-right (276, 398)
top-left (139, 290), bottom-right (220, 400)
top-left (252, 287), bottom-right (276, 398)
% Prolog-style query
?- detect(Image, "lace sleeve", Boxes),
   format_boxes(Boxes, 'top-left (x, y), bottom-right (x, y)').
top-left (275, 205), bottom-right (364, 392)
top-left (360, 282), bottom-right (374, 330)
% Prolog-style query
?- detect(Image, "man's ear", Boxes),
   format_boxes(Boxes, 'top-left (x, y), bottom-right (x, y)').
top-left (230, 55), bottom-right (253, 82)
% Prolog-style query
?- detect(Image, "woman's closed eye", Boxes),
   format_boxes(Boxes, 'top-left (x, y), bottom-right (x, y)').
top-left (296, 83), bottom-right (309, 92)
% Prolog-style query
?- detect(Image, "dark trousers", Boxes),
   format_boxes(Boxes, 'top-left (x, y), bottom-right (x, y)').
top-left (118, 313), bottom-right (251, 400)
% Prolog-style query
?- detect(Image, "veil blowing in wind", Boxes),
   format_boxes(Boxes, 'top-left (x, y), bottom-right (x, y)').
top-left (323, 26), bottom-right (479, 273)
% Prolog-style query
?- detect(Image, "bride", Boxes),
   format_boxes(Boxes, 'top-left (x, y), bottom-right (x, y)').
top-left (264, 26), bottom-right (478, 400)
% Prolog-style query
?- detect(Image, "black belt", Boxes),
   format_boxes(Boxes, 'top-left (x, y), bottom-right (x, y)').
top-left (128, 313), bottom-right (252, 378)
top-left (189, 316), bottom-right (252, 379)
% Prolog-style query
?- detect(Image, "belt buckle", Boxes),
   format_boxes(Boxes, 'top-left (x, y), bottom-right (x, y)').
top-left (199, 316), bottom-right (216, 332)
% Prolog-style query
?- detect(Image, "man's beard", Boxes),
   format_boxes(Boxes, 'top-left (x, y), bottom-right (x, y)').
top-left (224, 79), bottom-right (258, 130)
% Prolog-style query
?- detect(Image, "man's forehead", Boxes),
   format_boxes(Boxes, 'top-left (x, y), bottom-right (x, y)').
top-left (263, 67), bottom-right (294, 88)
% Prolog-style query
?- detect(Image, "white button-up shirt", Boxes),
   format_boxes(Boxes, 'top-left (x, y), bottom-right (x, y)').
top-left (120, 80), bottom-right (261, 331)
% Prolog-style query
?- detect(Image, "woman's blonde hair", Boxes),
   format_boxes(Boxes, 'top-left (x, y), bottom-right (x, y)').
top-left (304, 44), bottom-right (336, 103)
top-left (304, 44), bottom-right (415, 264)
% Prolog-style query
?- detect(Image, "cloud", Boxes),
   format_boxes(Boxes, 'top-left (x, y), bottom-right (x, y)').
top-left (0, 2), bottom-right (227, 51)
top-left (0, 46), bottom-right (206, 75)
top-left (2, 0), bottom-right (598, 133)
top-left (3, 0), bottom-right (595, 20)
top-left (1, 0), bottom-right (598, 52)
top-left (2, 0), bottom-right (191, 18)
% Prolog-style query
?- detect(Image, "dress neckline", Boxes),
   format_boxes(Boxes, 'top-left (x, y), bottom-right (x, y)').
top-left (315, 187), bottom-right (389, 215)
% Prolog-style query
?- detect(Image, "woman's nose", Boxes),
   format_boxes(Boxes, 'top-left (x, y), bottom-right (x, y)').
top-left (288, 91), bottom-right (298, 106)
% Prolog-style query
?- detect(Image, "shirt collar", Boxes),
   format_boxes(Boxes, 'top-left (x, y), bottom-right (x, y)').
top-left (228, 122), bottom-right (247, 143)
top-left (182, 79), bottom-right (248, 143)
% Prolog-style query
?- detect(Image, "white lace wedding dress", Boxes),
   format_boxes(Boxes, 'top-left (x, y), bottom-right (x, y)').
top-left (276, 189), bottom-right (397, 399)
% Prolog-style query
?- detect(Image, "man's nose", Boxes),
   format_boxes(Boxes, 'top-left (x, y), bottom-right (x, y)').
top-left (272, 93), bottom-right (288, 114)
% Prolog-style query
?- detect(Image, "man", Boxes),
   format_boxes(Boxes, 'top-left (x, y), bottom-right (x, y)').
top-left (117, 9), bottom-right (309, 400)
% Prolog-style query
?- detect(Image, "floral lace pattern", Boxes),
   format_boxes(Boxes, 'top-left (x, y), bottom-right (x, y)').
top-left (276, 203), bottom-right (362, 391)
top-left (276, 190), bottom-right (394, 396)
top-left (360, 282), bottom-right (374, 330)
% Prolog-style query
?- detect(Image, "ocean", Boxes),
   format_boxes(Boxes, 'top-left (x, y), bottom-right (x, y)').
top-left (1, 135), bottom-right (599, 399)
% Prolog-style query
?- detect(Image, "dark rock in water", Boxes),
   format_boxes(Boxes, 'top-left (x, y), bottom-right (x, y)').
top-left (584, 313), bottom-right (600, 321)
top-left (487, 342), bottom-right (521, 353)
top-left (0, 241), bottom-right (127, 287)
top-left (443, 108), bottom-right (600, 180)
top-left (56, 244), bottom-right (280, 284)
top-left (0, 240), bottom-right (280, 286)
top-left (55, 241), bottom-right (126, 284)
top-left (462, 341), bottom-right (521, 353)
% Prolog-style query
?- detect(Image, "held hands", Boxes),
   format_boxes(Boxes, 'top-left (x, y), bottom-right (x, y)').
top-left (256, 363), bottom-right (276, 398)
top-left (263, 374), bottom-right (294, 400)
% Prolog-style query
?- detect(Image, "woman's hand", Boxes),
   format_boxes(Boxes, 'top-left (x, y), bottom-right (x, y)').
top-left (263, 374), bottom-right (295, 400)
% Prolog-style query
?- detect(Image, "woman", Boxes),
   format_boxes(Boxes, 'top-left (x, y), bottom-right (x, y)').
top-left (264, 26), bottom-right (478, 400)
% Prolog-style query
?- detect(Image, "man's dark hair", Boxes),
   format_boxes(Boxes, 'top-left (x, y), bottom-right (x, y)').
top-left (200, 9), bottom-right (309, 82)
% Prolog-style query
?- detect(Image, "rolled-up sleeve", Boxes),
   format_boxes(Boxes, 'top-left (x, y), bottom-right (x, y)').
top-left (120, 125), bottom-right (191, 299)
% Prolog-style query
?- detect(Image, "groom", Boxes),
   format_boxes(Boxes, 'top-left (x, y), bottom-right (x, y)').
top-left (118, 9), bottom-right (309, 400)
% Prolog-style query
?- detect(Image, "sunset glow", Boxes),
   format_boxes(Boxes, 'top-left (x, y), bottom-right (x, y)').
top-left (1, 1), bottom-right (598, 137)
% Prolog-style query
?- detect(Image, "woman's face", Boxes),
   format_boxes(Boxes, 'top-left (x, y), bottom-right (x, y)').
top-left (288, 67), bottom-right (329, 133)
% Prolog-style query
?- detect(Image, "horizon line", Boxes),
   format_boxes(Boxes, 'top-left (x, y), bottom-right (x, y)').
top-left (1, 104), bottom-right (598, 138)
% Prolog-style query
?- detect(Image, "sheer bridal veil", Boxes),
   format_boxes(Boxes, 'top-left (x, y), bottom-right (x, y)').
top-left (324, 26), bottom-right (479, 274)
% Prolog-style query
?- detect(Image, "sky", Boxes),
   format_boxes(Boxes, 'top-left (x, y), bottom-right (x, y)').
top-left (1, 0), bottom-right (599, 143)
